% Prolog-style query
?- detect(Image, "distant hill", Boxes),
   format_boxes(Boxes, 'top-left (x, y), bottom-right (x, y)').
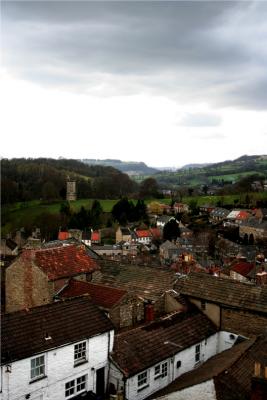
top-left (180, 163), bottom-right (212, 170)
top-left (1, 158), bottom-right (137, 204)
top-left (82, 159), bottom-right (158, 176)
top-left (152, 155), bottom-right (267, 189)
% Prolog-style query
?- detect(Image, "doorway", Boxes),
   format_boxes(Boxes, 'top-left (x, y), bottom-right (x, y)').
top-left (96, 367), bottom-right (105, 397)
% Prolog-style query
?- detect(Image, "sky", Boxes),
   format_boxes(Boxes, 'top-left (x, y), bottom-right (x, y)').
top-left (1, 0), bottom-right (267, 168)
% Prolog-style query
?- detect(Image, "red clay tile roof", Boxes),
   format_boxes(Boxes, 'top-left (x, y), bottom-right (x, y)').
top-left (60, 279), bottom-right (127, 309)
top-left (136, 230), bottom-right (152, 238)
top-left (150, 228), bottom-right (161, 238)
top-left (91, 231), bottom-right (100, 241)
top-left (111, 308), bottom-right (217, 377)
top-left (22, 245), bottom-right (99, 280)
top-left (58, 231), bottom-right (70, 240)
top-left (1, 296), bottom-right (114, 364)
top-left (238, 211), bottom-right (250, 219)
top-left (231, 262), bottom-right (255, 277)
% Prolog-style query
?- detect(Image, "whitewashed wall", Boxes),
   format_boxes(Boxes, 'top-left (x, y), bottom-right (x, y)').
top-left (110, 331), bottom-right (238, 400)
top-left (154, 379), bottom-right (217, 400)
top-left (109, 363), bottom-right (124, 394)
top-left (1, 330), bottom-right (114, 400)
top-left (230, 271), bottom-right (248, 283)
top-left (217, 331), bottom-right (239, 352)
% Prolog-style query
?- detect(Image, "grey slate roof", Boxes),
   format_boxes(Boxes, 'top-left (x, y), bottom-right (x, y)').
top-left (111, 308), bottom-right (217, 377)
top-left (42, 238), bottom-right (101, 259)
top-left (241, 218), bottom-right (267, 229)
top-left (93, 261), bottom-right (177, 301)
top-left (175, 272), bottom-right (267, 314)
top-left (210, 207), bottom-right (229, 218)
top-left (150, 338), bottom-right (254, 399)
top-left (160, 240), bottom-right (178, 251)
top-left (1, 296), bottom-right (114, 364)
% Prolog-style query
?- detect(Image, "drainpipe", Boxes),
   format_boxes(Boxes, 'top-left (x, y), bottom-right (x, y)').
top-left (172, 356), bottom-right (175, 383)
top-left (106, 331), bottom-right (111, 395)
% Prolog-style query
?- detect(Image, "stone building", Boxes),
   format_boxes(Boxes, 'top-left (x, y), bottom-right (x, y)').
top-left (58, 279), bottom-right (144, 330)
top-left (116, 227), bottom-right (133, 243)
top-left (175, 272), bottom-right (267, 338)
top-left (239, 219), bottom-right (267, 243)
top-left (66, 179), bottom-right (77, 201)
top-left (92, 260), bottom-right (178, 321)
top-left (5, 244), bottom-right (99, 312)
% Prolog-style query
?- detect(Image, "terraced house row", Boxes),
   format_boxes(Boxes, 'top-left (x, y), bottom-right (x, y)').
top-left (1, 241), bottom-right (267, 400)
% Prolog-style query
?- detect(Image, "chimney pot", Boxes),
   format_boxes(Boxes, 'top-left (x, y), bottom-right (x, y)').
top-left (254, 362), bottom-right (261, 377)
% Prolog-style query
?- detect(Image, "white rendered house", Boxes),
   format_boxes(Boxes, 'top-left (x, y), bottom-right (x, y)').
top-left (109, 308), bottom-right (240, 400)
top-left (0, 296), bottom-right (114, 400)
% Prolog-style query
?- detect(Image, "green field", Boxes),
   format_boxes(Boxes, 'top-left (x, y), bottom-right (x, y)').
top-left (208, 171), bottom-right (265, 183)
top-left (1, 199), bottom-right (119, 235)
top-left (2, 192), bottom-right (267, 236)
top-left (133, 157), bottom-right (267, 187)
top-left (134, 171), bottom-right (266, 186)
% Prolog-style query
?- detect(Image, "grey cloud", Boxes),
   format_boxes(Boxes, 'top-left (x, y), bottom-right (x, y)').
top-left (2, 1), bottom-right (267, 109)
top-left (226, 77), bottom-right (267, 109)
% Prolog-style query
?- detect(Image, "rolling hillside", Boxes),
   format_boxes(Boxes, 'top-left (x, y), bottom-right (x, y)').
top-left (1, 158), bottom-right (137, 205)
top-left (141, 155), bottom-right (267, 188)
top-left (82, 159), bottom-right (158, 176)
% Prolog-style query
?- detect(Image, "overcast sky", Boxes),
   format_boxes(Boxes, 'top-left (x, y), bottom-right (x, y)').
top-left (1, 0), bottom-right (267, 167)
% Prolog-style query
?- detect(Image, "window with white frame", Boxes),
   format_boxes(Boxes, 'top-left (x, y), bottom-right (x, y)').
top-left (137, 371), bottom-right (149, 390)
top-left (65, 375), bottom-right (87, 398)
top-left (195, 344), bottom-right (201, 363)
top-left (74, 341), bottom-right (87, 364)
top-left (154, 362), bottom-right (168, 379)
top-left (30, 355), bottom-right (45, 380)
top-left (161, 361), bottom-right (168, 377)
top-left (65, 380), bottom-right (75, 397)
top-left (154, 365), bottom-right (161, 378)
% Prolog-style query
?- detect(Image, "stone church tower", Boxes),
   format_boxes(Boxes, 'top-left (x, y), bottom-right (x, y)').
top-left (66, 178), bottom-right (77, 201)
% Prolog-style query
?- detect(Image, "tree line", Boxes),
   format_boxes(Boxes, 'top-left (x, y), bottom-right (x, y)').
top-left (2, 158), bottom-right (164, 205)
top-left (1, 158), bottom-right (136, 204)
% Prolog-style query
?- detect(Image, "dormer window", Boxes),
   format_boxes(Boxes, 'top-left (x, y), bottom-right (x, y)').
top-left (74, 341), bottom-right (87, 365)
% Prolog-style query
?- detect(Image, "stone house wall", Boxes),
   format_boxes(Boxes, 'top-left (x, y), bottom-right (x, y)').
top-left (6, 260), bottom-right (50, 313)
